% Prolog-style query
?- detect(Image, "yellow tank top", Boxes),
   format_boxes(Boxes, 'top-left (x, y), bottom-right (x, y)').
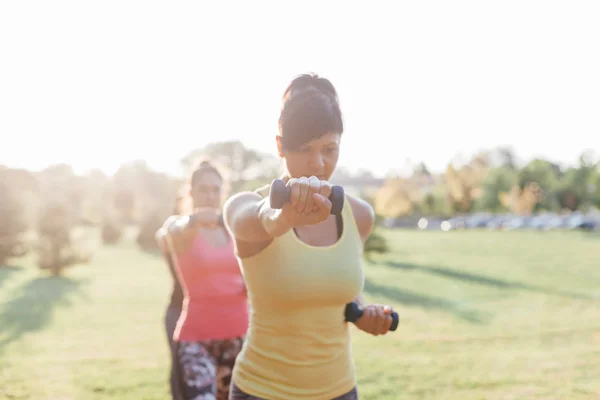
top-left (232, 186), bottom-right (365, 400)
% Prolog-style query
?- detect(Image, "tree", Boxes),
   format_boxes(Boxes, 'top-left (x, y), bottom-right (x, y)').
top-left (487, 146), bottom-right (519, 170)
top-left (79, 168), bottom-right (110, 225)
top-left (591, 167), bottom-right (600, 208)
top-left (0, 181), bottom-right (29, 265)
top-left (136, 210), bottom-right (165, 252)
top-left (418, 187), bottom-right (451, 217)
top-left (517, 159), bottom-right (561, 211)
top-left (555, 152), bottom-right (598, 211)
top-left (474, 167), bottom-right (519, 212)
top-left (413, 162), bottom-right (431, 176)
top-left (37, 200), bottom-right (90, 276)
top-left (373, 177), bottom-right (419, 218)
top-left (113, 189), bottom-right (137, 223)
top-left (38, 164), bottom-right (87, 222)
top-left (181, 140), bottom-right (278, 194)
top-left (101, 217), bottom-right (123, 245)
top-left (0, 167), bottom-right (40, 231)
top-left (499, 182), bottom-right (542, 215)
top-left (109, 162), bottom-right (179, 251)
top-left (111, 161), bottom-right (144, 224)
top-left (111, 160), bottom-right (180, 224)
top-left (444, 154), bottom-right (488, 213)
top-left (137, 168), bottom-right (181, 218)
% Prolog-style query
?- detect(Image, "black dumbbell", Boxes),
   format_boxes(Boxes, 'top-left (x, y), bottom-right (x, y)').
top-left (269, 178), bottom-right (345, 215)
top-left (344, 302), bottom-right (399, 332)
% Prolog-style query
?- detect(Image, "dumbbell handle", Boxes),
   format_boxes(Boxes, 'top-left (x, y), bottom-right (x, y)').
top-left (269, 178), bottom-right (345, 215)
top-left (344, 302), bottom-right (399, 332)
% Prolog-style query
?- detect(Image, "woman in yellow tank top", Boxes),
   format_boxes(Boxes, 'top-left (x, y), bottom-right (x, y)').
top-left (224, 73), bottom-right (395, 400)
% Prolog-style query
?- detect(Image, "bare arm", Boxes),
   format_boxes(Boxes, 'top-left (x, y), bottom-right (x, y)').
top-left (347, 195), bottom-right (376, 307)
top-left (155, 209), bottom-right (220, 255)
top-left (155, 215), bottom-right (180, 253)
top-left (348, 196), bottom-right (395, 335)
top-left (223, 191), bottom-right (292, 243)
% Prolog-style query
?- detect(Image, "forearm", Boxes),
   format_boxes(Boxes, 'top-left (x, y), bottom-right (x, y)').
top-left (224, 194), bottom-right (291, 243)
top-left (164, 216), bottom-right (201, 254)
top-left (156, 215), bottom-right (187, 244)
top-left (155, 227), bottom-right (166, 250)
top-left (257, 198), bottom-right (292, 239)
top-left (155, 215), bottom-right (181, 252)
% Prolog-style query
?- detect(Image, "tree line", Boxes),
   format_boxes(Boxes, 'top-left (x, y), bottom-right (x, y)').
top-left (1, 142), bottom-right (597, 274)
top-left (0, 141), bottom-right (279, 275)
top-left (374, 148), bottom-right (599, 219)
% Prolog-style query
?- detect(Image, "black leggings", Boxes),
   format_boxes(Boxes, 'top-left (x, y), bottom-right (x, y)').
top-left (165, 305), bottom-right (184, 400)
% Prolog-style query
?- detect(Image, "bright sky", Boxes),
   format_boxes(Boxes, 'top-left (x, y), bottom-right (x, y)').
top-left (1, 1), bottom-right (599, 178)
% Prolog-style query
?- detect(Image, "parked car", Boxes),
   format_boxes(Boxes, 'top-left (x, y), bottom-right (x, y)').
top-left (387, 210), bottom-right (600, 232)
top-left (566, 213), bottom-right (599, 231)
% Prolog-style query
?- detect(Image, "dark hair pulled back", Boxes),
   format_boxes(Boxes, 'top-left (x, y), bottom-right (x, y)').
top-left (190, 160), bottom-right (222, 187)
top-left (278, 73), bottom-right (343, 151)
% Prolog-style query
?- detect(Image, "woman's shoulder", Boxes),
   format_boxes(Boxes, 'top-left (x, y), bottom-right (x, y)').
top-left (345, 194), bottom-right (375, 243)
top-left (223, 184), bottom-right (269, 218)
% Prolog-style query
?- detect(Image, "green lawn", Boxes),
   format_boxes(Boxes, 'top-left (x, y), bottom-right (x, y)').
top-left (1, 229), bottom-right (599, 400)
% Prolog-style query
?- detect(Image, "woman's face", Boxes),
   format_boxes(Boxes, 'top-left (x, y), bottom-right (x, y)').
top-left (278, 132), bottom-right (341, 181)
top-left (190, 172), bottom-right (223, 209)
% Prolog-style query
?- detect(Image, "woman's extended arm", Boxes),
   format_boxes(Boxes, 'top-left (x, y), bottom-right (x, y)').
top-left (155, 209), bottom-right (221, 255)
top-left (348, 195), bottom-right (394, 335)
top-left (155, 215), bottom-right (179, 253)
top-left (348, 196), bottom-right (375, 308)
top-left (224, 178), bottom-right (335, 244)
top-left (223, 191), bottom-right (292, 243)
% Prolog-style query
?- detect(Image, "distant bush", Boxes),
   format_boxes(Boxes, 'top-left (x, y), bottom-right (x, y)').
top-left (101, 218), bottom-right (123, 245)
top-left (364, 214), bottom-right (390, 261)
top-left (0, 181), bottom-right (29, 266)
top-left (360, 192), bottom-right (390, 261)
top-left (136, 211), bottom-right (165, 251)
top-left (37, 201), bottom-right (91, 276)
top-left (364, 230), bottom-right (389, 256)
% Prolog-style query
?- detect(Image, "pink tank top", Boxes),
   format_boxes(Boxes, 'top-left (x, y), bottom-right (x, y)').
top-left (173, 230), bottom-right (249, 342)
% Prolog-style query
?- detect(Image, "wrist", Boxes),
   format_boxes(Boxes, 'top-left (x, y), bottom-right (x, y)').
top-left (259, 200), bottom-right (291, 238)
top-left (274, 213), bottom-right (293, 237)
top-left (354, 295), bottom-right (366, 308)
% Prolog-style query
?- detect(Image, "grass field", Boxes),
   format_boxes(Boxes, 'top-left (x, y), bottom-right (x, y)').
top-left (1, 229), bottom-right (599, 400)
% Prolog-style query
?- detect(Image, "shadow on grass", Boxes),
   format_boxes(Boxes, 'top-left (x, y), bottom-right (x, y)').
top-left (385, 261), bottom-right (595, 301)
top-left (0, 275), bottom-right (89, 349)
top-left (581, 231), bottom-right (600, 240)
top-left (363, 277), bottom-right (488, 324)
top-left (0, 265), bottom-right (21, 291)
top-left (139, 248), bottom-right (163, 258)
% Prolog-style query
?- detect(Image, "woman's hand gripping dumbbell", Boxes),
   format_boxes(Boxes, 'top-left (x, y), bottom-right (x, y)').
top-left (269, 177), bottom-right (345, 227)
top-left (345, 302), bottom-right (399, 333)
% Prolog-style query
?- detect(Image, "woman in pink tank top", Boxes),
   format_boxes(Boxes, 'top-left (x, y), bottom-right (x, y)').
top-left (157, 161), bottom-right (249, 400)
